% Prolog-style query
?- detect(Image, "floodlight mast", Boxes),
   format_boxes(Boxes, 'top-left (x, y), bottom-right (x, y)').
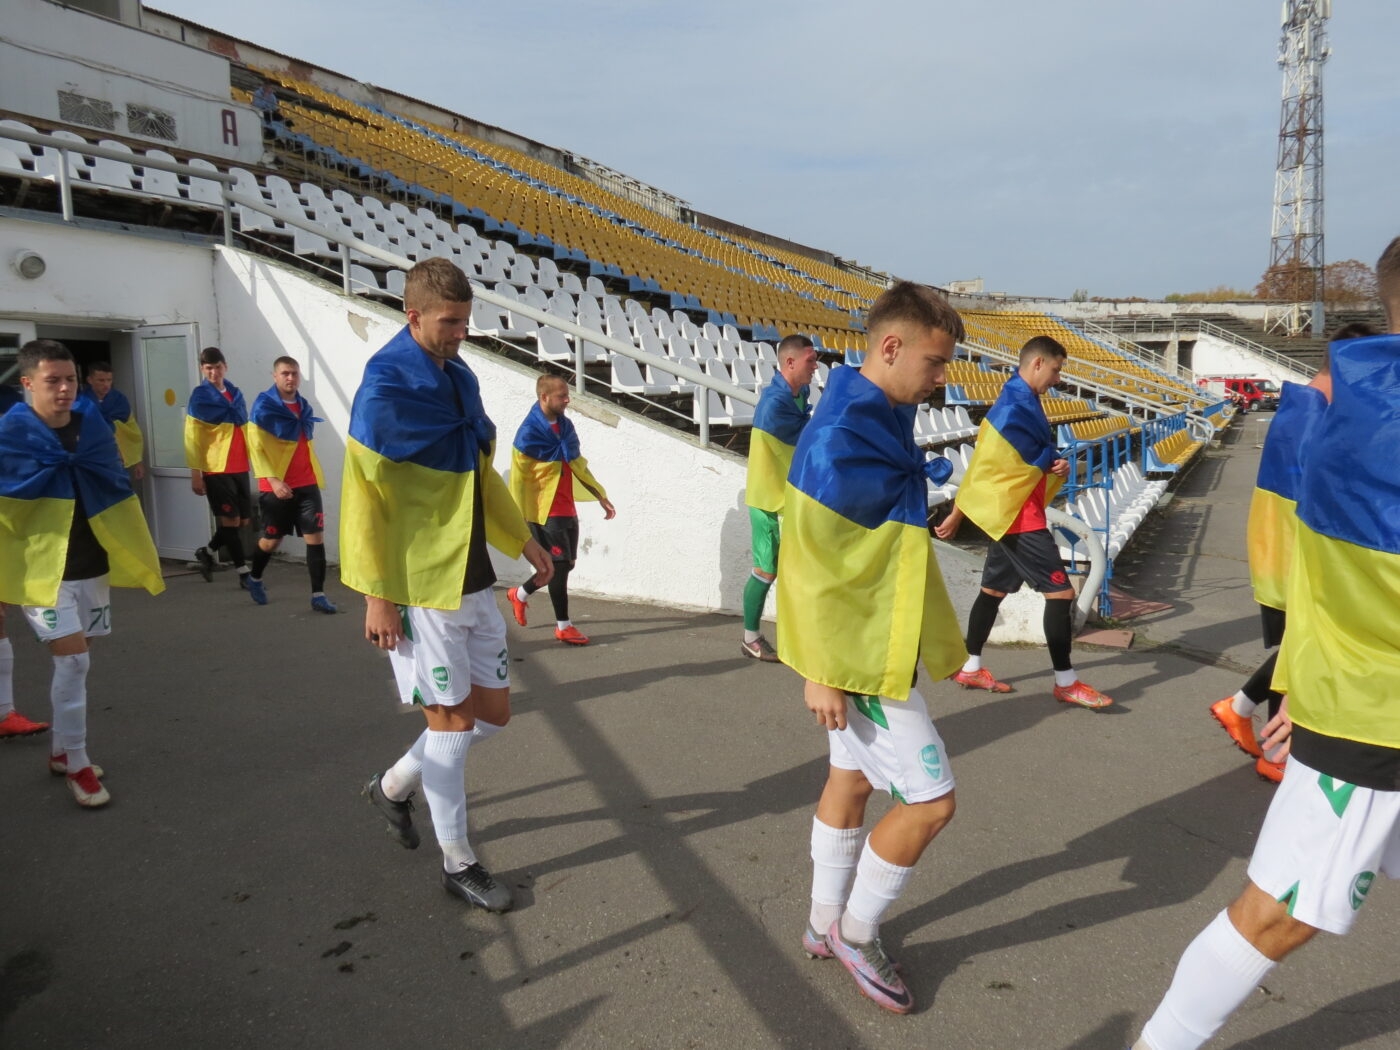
top-left (1269, 0), bottom-right (1330, 335)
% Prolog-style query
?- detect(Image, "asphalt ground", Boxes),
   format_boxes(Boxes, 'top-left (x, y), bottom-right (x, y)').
top-left (3, 411), bottom-right (1398, 1050)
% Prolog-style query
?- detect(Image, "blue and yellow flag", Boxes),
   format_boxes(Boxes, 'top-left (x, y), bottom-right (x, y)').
top-left (340, 326), bottom-right (531, 610)
top-left (1246, 381), bottom-right (1326, 612)
top-left (955, 373), bottom-right (1063, 540)
top-left (80, 386), bottom-right (144, 468)
top-left (1276, 334), bottom-right (1400, 752)
top-left (184, 379), bottom-right (248, 473)
top-left (0, 405), bottom-right (164, 606)
top-left (776, 365), bottom-right (966, 700)
top-left (509, 402), bottom-right (607, 524)
top-left (745, 373), bottom-right (811, 514)
top-left (248, 386), bottom-right (325, 486)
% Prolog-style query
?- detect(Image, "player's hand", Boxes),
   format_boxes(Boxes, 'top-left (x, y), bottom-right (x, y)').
top-left (601, 499), bottom-right (617, 520)
top-left (933, 507), bottom-right (962, 541)
top-left (131, 463), bottom-right (145, 482)
top-left (190, 472), bottom-right (206, 496)
top-left (365, 596), bottom-right (402, 651)
top-left (1260, 696), bottom-right (1293, 761)
top-left (805, 680), bottom-right (849, 732)
top-left (1050, 458), bottom-right (1070, 478)
top-left (272, 479), bottom-right (293, 500)
top-left (522, 538), bottom-right (554, 587)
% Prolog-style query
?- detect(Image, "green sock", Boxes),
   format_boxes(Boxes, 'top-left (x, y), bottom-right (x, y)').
top-left (743, 573), bottom-right (773, 632)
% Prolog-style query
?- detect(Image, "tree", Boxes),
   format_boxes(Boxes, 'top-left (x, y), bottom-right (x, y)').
top-left (1165, 285), bottom-right (1253, 303)
top-left (1254, 259), bottom-right (1377, 304)
top-left (1323, 259), bottom-right (1377, 306)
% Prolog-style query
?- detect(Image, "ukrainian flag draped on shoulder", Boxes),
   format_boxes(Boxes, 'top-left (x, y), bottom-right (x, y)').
top-left (0, 406), bottom-right (164, 606)
top-left (776, 366), bottom-right (966, 700)
top-left (955, 374), bottom-right (1063, 540)
top-left (1246, 381), bottom-right (1326, 611)
top-left (1276, 334), bottom-right (1400, 753)
top-left (248, 386), bottom-right (325, 486)
top-left (509, 402), bottom-right (607, 524)
top-left (340, 326), bottom-right (530, 610)
top-left (745, 374), bottom-right (810, 513)
top-left (184, 379), bottom-right (247, 473)
top-left (81, 386), bottom-right (144, 468)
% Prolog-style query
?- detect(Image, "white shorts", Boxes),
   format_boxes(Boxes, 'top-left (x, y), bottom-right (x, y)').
top-left (388, 588), bottom-right (510, 708)
top-left (22, 576), bottom-right (112, 642)
top-left (1247, 755), bottom-right (1400, 934)
top-left (828, 687), bottom-right (955, 804)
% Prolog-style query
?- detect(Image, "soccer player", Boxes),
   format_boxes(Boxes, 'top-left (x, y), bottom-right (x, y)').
top-left (1209, 322), bottom-right (1372, 784)
top-left (82, 361), bottom-right (145, 481)
top-left (935, 336), bottom-right (1113, 709)
top-left (740, 334), bottom-right (817, 662)
top-left (344, 258), bottom-right (552, 913)
top-left (0, 394), bottom-right (49, 741)
top-left (0, 340), bottom-right (163, 806)
top-left (185, 347), bottom-right (252, 587)
top-left (505, 374), bottom-right (615, 646)
top-left (1128, 237), bottom-right (1400, 1050)
top-left (777, 282), bottom-right (968, 1015)
top-left (245, 356), bottom-right (336, 613)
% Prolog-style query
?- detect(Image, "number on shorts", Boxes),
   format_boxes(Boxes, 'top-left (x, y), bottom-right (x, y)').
top-left (88, 605), bottom-right (111, 632)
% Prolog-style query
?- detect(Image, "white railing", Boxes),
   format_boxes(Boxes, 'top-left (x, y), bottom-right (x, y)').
top-left (1071, 318), bottom-right (1196, 384)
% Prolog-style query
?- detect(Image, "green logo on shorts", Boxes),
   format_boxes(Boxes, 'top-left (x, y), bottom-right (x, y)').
top-left (920, 744), bottom-right (943, 780)
top-left (1351, 871), bottom-right (1375, 911)
top-left (42, 609), bottom-right (58, 630)
top-left (432, 665), bottom-right (452, 692)
top-left (496, 647), bottom-right (508, 681)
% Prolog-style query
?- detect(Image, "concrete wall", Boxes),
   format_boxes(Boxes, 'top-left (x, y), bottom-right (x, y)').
top-left (2, 0), bottom-right (261, 161)
top-left (1189, 332), bottom-right (1312, 385)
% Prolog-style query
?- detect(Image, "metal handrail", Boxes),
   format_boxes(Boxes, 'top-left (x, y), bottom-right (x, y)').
top-left (1071, 317), bottom-right (1196, 383)
top-left (1089, 314), bottom-right (1316, 379)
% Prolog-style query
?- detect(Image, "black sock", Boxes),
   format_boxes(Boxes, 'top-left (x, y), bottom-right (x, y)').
top-left (306, 544), bottom-right (327, 592)
top-left (250, 544), bottom-right (274, 580)
top-left (965, 591), bottom-right (1004, 656)
top-left (1242, 651), bottom-right (1283, 719)
top-left (520, 577), bottom-right (540, 597)
top-left (207, 530), bottom-right (223, 554)
top-left (1044, 598), bottom-right (1074, 672)
top-left (224, 528), bottom-right (246, 569)
top-left (547, 563), bottom-right (572, 622)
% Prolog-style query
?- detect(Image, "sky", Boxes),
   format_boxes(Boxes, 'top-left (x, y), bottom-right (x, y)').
top-left (153, 0), bottom-right (1400, 300)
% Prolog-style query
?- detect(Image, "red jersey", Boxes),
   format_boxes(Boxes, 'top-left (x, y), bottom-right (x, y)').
top-left (221, 386), bottom-right (250, 475)
top-left (257, 400), bottom-right (317, 491)
top-left (547, 421), bottom-right (576, 517)
top-left (1006, 475), bottom-right (1048, 535)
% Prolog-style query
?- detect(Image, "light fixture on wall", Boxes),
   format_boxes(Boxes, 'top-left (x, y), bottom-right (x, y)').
top-left (12, 250), bottom-right (46, 280)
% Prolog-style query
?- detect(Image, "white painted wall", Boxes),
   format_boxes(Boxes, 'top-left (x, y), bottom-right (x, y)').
top-left (1189, 332), bottom-right (1312, 386)
top-left (2, 0), bottom-right (261, 162)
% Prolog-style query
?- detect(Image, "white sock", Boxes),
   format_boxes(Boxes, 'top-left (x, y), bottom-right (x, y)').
top-left (744, 629), bottom-right (761, 644)
top-left (382, 730), bottom-right (429, 800)
top-left (50, 652), bottom-right (91, 772)
top-left (1054, 668), bottom-right (1078, 689)
top-left (1230, 690), bottom-right (1258, 718)
top-left (840, 841), bottom-right (913, 944)
top-left (0, 636), bottom-right (13, 719)
top-left (809, 819), bottom-right (864, 932)
top-left (961, 655), bottom-right (982, 673)
top-left (440, 837), bottom-right (478, 871)
top-left (472, 720), bottom-right (505, 744)
top-left (422, 729), bottom-right (472, 869)
top-left (557, 620), bottom-right (571, 631)
top-left (513, 585), bottom-right (529, 604)
top-left (1138, 910), bottom-right (1276, 1050)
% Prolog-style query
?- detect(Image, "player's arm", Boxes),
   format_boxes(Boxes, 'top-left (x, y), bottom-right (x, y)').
top-left (365, 596), bottom-right (401, 650)
top-left (1049, 458), bottom-right (1069, 478)
top-left (266, 475), bottom-right (292, 499)
top-left (190, 468), bottom-right (205, 496)
top-left (804, 680), bottom-right (849, 732)
top-left (1260, 694), bottom-right (1292, 760)
top-left (934, 505), bottom-right (964, 540)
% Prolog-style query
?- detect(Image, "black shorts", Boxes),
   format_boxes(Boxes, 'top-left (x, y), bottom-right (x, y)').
top-left (205, 472), bottom-right (252, 521)
top-left (982, 528), bottom-right (1072, 594)
top-left (1260, 605), bottom-right (1287, 649)
top-left (529, 515), bottom-right (579, 565)
top-left (259, 485), bottom-right (325, 539)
